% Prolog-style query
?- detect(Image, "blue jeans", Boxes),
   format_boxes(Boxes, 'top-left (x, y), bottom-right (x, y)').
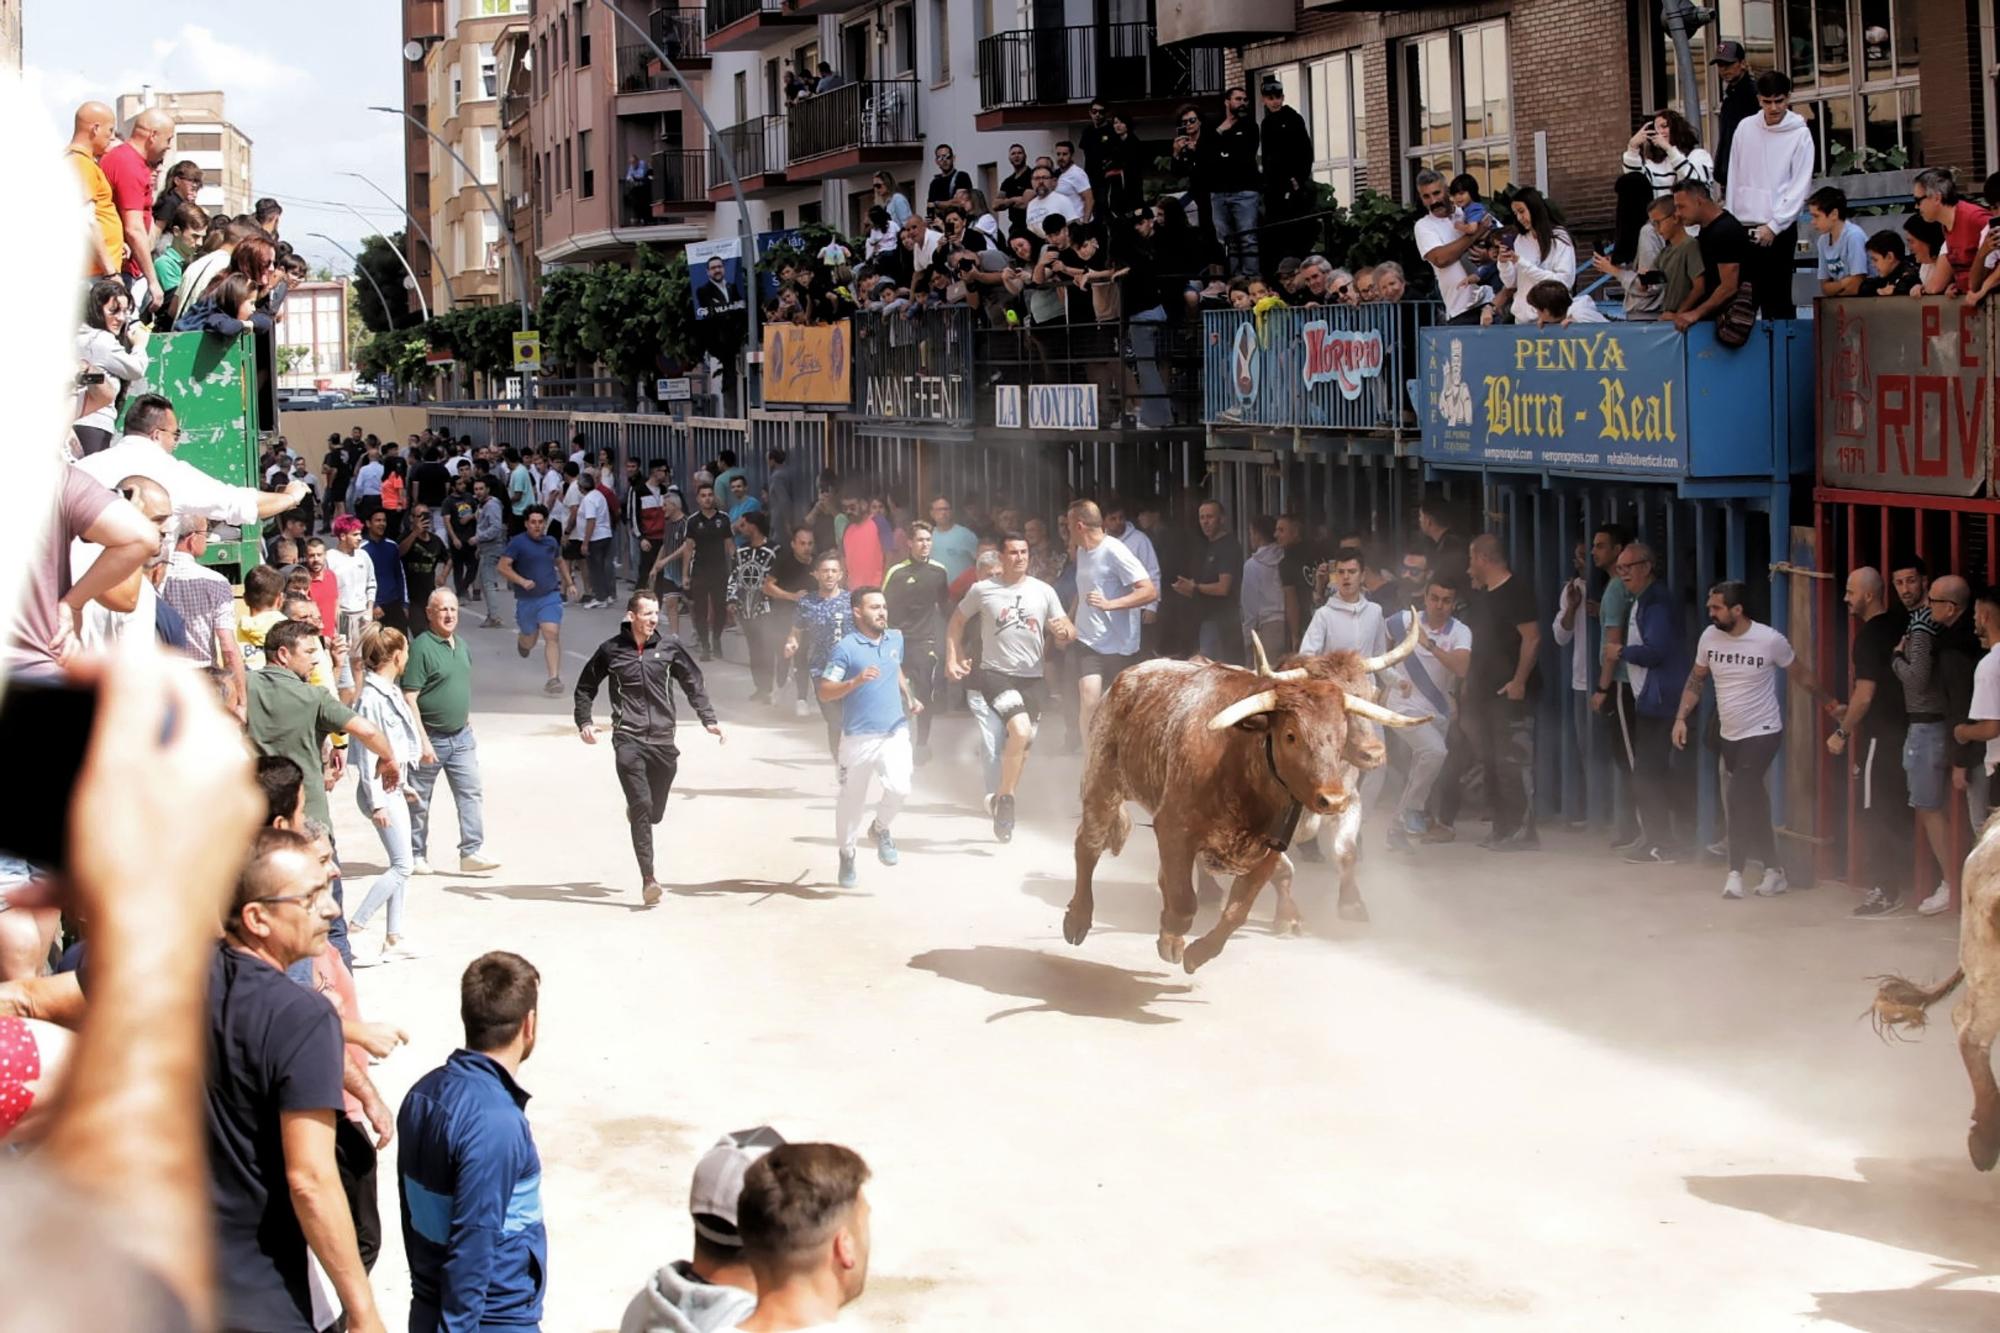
top-left (1211, 190), bottom-right (1260, 274)
top-left (1904, 720), bottom-right (1949, 812)
top-left (965, 689), bottom-right (1004, 799)
top-left (352, 784), bottom-right (414, 936)
top-left (408, 725), bottom-right (486, 860)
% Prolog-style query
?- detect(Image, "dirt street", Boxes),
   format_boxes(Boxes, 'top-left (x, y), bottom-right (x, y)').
top-left (336, 606), bottom-right (2000, 1332)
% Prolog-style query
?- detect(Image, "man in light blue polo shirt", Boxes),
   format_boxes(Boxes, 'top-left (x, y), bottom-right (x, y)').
top-left (819, 586), bottom-right (920, 888)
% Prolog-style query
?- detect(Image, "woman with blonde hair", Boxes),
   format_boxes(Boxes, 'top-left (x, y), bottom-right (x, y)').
top-left (349, 624), bottom-right (425, 966)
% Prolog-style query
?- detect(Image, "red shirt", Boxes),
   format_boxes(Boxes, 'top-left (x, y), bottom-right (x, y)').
top-left (307, 566), bottom-right (340, 634)
top-left (1946, 200), bottom-right (1994, 292)
top-left (98, 143), bottom-right (156, 278)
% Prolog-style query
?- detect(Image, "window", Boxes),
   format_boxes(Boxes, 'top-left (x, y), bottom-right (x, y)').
top-left (451, 69), bottom-right (463, 114)
top-left (799, 201), bottom-right (822, 224)
top-left (178, 131), bottom-right (222, 151)
top-left (575, 1), bottom-right (590, 65)
top-left (1400, 21), bottom-right (1511, 197)
top-left (478, 126), bottom-right (499, 184)
top-left (929, 0), bottom-right (949, 84)
top-left (771, 209), bottom-right (785, 230)
top-left (564, 138), bottom-right (574, 194)
top-left (891, 4), bottom-right (917, 79)
top-left (542, 151), bottom-right (552, 211)
top-left (1257, 52), bottom-right (1367, 207)
top-left (734, 72), bottom-right (748, 123)
top-left (480, 45), bottom-right (497, 98)
top-left (537, 34), bottom-right (549, 95)
top-left (579, 129), bottom-right (594, 197)
top-left (764, 59), bottom-right (780, 115)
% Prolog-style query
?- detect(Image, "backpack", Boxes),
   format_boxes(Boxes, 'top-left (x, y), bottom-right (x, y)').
top-left (1715, 279), bottom-right (1757, 349)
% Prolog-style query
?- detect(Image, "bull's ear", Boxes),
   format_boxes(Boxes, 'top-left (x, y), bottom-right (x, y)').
top-left (1233, 713), bottom-right (1273, 733)
top-left (1343, 734), bottom-right (1387, 770)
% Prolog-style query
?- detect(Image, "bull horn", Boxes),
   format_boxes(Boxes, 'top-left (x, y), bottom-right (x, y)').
top-left (1343, 692), bottom-right (1431, 728)
top-left (1247, 630), bottom-right (1309, 682)
top-left (1208, 688), bottom-right (1279, 731)
top-left (1359, 612), bottom-right (1422, 673)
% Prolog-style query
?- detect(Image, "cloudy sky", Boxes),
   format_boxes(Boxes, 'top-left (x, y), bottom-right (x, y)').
top-left (25, 5), bottom-right (408, 277)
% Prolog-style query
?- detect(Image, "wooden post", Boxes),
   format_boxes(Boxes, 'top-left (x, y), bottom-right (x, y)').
top-left (1783, 523), bottom-right (1820, 887)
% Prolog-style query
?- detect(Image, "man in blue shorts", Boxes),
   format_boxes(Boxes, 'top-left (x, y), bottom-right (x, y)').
top-left (497, 505), bottom-right (577, 696)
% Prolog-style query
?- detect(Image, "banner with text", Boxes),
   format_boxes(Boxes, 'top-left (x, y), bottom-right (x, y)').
top-left (687, 237), bottom-right (745, 322)
top-left (994, 383), bottom-right (1099, 431)
top-left (1818, 297), bottom-right (1993, 496)
top-left (1417, 323), bottom-right (1688, 476)
top-left (762, 321), bottom-right (852, 406)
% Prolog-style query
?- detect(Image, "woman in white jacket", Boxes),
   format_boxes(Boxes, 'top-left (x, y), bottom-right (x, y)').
top-left (1621, 108), bottom-right (1715, 195)
top-left (349, 625), bottom-right (425, 966)
top-left (74, 278), bottom-right (149, 456)
top-left (1496, 187), bottom-right (1578, 325)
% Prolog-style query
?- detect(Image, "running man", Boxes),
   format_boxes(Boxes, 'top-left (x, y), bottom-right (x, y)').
top-left (785, 552), bottom-right (852, 752)
top-left (882, 521), bottom-right (952, 765)
top-left (820, 587), bottom-right (921, 888)
top-left (945, 533), bottom-right (1076, 842)
top-left (574, 591), bottom-right (723, 905)
top-left (683, 483), bottom-right (734, 661)
top-left (497, 505), bottom-right (577, 696)
top-left (1065, 500), bottom-right (1156, 738)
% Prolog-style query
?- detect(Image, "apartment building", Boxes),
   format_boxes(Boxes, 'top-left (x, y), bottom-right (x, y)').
top-left (1, 0), bottom-right (21, 74)
top-left (420, 0), bottom-right (528, 311)
top-left (114, 89), bottom-right (255, 220)
top-left (401, 0), bottom-right (447, 316)
top-left (274, 280), bottom-right (354, 390)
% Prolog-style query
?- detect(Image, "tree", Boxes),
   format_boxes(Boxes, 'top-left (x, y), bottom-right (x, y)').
top-left (537, 246), bottom-right (699, 408)
top-left (355, 329), bottom-right (427, 386)
top-left (354, 232), bottom-right (421, 334)
top-left (275, 345), bottom-right (313, 377)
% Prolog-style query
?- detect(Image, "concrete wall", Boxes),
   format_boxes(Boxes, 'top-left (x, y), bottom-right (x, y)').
top-left (278, 407), bottom-right (432, 470)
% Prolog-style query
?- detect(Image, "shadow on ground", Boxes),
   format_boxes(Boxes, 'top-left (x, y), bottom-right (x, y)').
top-left (1016, 871), bottom-right (1316, 942)
top-left (1808, 1285), bottom-right (2000, 1332)
top-left (1687, 1157), bottom-right (2000, 1273)
top-left (668, 873), bottom-right (860, 902)
top-left (906, 945), bottom-right (1203, 1025)
top-left (442, 881), bottom-right (645, 911)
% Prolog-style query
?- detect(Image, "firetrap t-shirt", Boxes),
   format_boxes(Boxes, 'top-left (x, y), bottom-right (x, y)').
top-left (1697, 619), bottom-right (1795, 741)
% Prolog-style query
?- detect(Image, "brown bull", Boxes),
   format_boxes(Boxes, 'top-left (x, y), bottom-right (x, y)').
top-left (1870, 813), bottom-right (2000, 1169)
top-left (1067, 623), bottom-right (1427, 973)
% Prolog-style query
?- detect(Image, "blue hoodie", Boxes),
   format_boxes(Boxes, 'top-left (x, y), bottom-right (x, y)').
top-left (398, 1050), bottom-right (548, 1330)
top-left (1618, 579), bottom-right (1688, 717)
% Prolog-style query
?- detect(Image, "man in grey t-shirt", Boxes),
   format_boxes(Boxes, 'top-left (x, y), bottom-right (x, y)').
top-left (945, 533), bottom-right (1075, 843)
top-left (1066, 499), bottom-right (1156, 737)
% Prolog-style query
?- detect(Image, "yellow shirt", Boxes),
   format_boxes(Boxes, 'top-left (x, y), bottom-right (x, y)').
top-left (67, 147), bottom-right (125, 276)
top-left (237, 608), bottom-right (285, 672)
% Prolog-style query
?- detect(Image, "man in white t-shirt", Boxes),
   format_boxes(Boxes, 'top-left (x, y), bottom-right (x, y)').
top-left (1053, 140), bottom-right (1093, 223)
top-left (1672, 579), bottom-right (1820, 900)
top-left (1384, 569), bottom-right (1472, 850)
top-left (1956, 587), bottom-right (2000, 840)
top-left (1065, 500), bottom-right (1156, 738)
top-left (1412, 169), bottom-right (1495, 323)
top-left (574, 470), bottom-right (615, 609)
top-left (1103, 499), bottom-right (1160, 650)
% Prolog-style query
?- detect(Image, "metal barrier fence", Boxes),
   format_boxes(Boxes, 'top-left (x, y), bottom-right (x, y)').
top-left (712, 115), bottom-right (785, 187)
top-left (1203, 303), bottom-right (1439, 435)
top-left (848, 306), bottom-right (976, 427)
top-left (974, 22), bottom-right (1224, 111)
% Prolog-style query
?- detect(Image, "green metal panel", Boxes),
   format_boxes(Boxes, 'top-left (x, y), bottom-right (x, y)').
top-left (122, 332), bottom-right (263, 576)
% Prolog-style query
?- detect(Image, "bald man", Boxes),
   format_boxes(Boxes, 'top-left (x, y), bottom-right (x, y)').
top-left (1829, 566), bottom-right (1915, 918)
top-left (66, 101), bottom-right (123, 278)
top-left (102, 108), bottom-right (176, 309)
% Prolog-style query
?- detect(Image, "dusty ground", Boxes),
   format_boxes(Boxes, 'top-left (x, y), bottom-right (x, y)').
top-left (334, 604), bottom-right (2000, 1332)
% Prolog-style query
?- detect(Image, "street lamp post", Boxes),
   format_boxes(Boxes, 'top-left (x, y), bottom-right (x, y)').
top-left (307, 231), bottom-right (399, 394)
top-left (339, 168), bottom-right (458, 308)
top-left (328, 201), bottom-right (428, 322)
top-left (591, 0), bottom-right (759, 417)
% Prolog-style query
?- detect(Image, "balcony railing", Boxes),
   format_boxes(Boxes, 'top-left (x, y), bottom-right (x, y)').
top-left (499, 92), bottom-right (529, 125)
top-left (711, 114), bottom-right (787, 184)
top-left (850, 308), bottom-right (977, 426)
top-left (1202, 304), bottom-right (1438, 433)
top-left (786, 79), bottom-right (919, 163)
top-left (652, 149), bottom-right (708, 206)
top-left (705, 0), bottom-right (782, 34)
top-left (615, 12), bottom-right (705, 90)
top-left (976, 23), bottom-right (1226, 111)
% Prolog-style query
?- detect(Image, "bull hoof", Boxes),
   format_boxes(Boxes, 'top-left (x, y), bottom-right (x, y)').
top-left (1336, 899), bottom-right (1371, 924)
top-left (1181, 937), bottom-right (1221, 973)
top-left (1062, 906), bottom-right (1093, 947)
top-left (1156, 934), bottom-right (1185, 966)
top-left (1273, 913), bottom-right (1305, 938)
top-left (1971, 1120), bottom-right (2000, 1172)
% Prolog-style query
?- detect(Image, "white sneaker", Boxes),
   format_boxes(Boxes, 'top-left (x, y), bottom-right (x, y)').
top-left (1754, 868), bottom-right (1788, 897)
top-left (349, 938), bottom-right (387, 968)
top-left (1918, 880), bottom-right (1953, 916)
top-left (384, 936), bottom-right (424, 960)
top-left (793, 698), bottom-right (809, 718)
top-left (1721, 870), bottom-right (1745, 900)
top-left (411, 858), bottom-right (434, 876)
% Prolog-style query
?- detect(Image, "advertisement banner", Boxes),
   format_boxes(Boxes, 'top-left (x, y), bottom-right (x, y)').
top-left (686, 237), bottom-right (745, 321)
top-left (995, 383), bottom-right (1099, 431)
top-left (1819, 297), bottom-right (1992, 496)
top-left (762, 321), bottom-right (852, 406)
top-left (1418, 323), bottom-right (1688, 476)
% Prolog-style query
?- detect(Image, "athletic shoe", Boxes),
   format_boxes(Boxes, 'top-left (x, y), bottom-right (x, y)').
top-left (481, 618), bottom-right (503, 629)
top-left (1386, 823), bottom-right (1415, 853)
top-left (749, 690), bottom-right (771, 705)
top-left (993, 794), bottom-right (1016, 843)
top-left (984, 792), bottom-right (997, 817)
top-left (1705, 839), bottom-right (1729, 859)
top-left (1400, 812), bottom-right (1429, 836)
top-left (1917, 880), bottom-right (1953, 916)
top-left (1610, 831), bottom-right (1645, 853)
top-left (349, 938), bottom-right (387, 968)
top-left (460, 854), bottom-right (501, 874)
top-left (543, 677), bottom-right (564, 696)
top-left (1484, 830), bottom-right (1540, 852)
top-left (1623, 844), bottom-right (1677, 865)
top-left (872, 821), bottom-right (899, 866)
top-left (383, 936), bottom-right (424, 960)
top-left (411, 857), bottom-right (434, 876)
top-left (1721, 870), bottom-right (1745, 900)
top-left (793, 698), bottom-right (810, 718)
top-left (1420, 825), bottom-right (1456, 845)
top-left (699, 646), bottom-right (714, 662)
top-left (1754, 868), bottom-right (1788, 897)
top-left (516, 640), bottom-right (533, 659)
top-left (642, 880), bottom-right (663, 906)
top-left (1850, 887), bottom-right (1904, 919)
top-left (838, 849), bottom-right (858, 888)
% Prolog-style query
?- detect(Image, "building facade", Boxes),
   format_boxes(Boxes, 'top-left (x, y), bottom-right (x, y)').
top-left (114, 89), bottom-right (254, 220)
top-left (417, 0), bottom-right (527, 312)
top-left (0, 0), bottom-right (21, 74)
top-left (402, 0), bottom-right (448, 316)
top-left (274, 280), bottom-right (354, 389)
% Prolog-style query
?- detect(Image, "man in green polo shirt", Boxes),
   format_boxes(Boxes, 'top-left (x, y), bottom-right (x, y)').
top-left (247, 618), bottom-right (403, 968)
top-left (401, 588), bottom-right (501, 877)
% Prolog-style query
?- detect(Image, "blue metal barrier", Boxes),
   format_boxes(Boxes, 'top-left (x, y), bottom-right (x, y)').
top-left (1203, 303), bottom-right (1439, 435)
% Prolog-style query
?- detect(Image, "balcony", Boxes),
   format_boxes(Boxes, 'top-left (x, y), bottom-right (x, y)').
top-left (499, 93), bottom-right (530, 127)
top-left (1155, 0), bottom-right (1295, 45)
top-left (651, 149), bottom-right (713, 215)
top-left (708, 115), bottom-right (789, 199)
top-left (784, 80), bottom-right (921, 181)
top-left (615, 13), bottom-right (708, 94)
top-left (703, 0), bottom-right (811, 53)
top-left (975, 23), bottom-right (1226, 130)
top-left (1202, 305), bottom-right (1428, 440)
top-left (787, 0), bottom-right (870, 14)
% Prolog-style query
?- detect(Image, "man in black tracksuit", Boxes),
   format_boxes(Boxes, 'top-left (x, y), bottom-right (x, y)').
top-left (574, 591), bottom-right (723, 905)
top-left (883, 521), bottom-right (953, 764)
top-left (682, 482), bottom-right (735, 660)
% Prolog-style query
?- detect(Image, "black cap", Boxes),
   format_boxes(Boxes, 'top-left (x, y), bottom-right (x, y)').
top-left (1710, 39), bottom-right (1746, 65)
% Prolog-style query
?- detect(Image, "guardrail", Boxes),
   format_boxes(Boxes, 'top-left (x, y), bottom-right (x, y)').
top-left (976, 23), bottom-right (1225, 110)
top-left (712, 114), bottom-right (786, 185)
top-left (787, 79), bottom-right (919, 162)
top-left (651, 148), bottom-right (707, 206)
top-left (1203, 303), bottom-right (1437, 434)
top-left (704, 0), bottom-right (781, 34)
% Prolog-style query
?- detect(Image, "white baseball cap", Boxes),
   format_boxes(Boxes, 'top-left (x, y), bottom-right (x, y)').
top-left (690, 1126), bottom-right (786, 1246)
